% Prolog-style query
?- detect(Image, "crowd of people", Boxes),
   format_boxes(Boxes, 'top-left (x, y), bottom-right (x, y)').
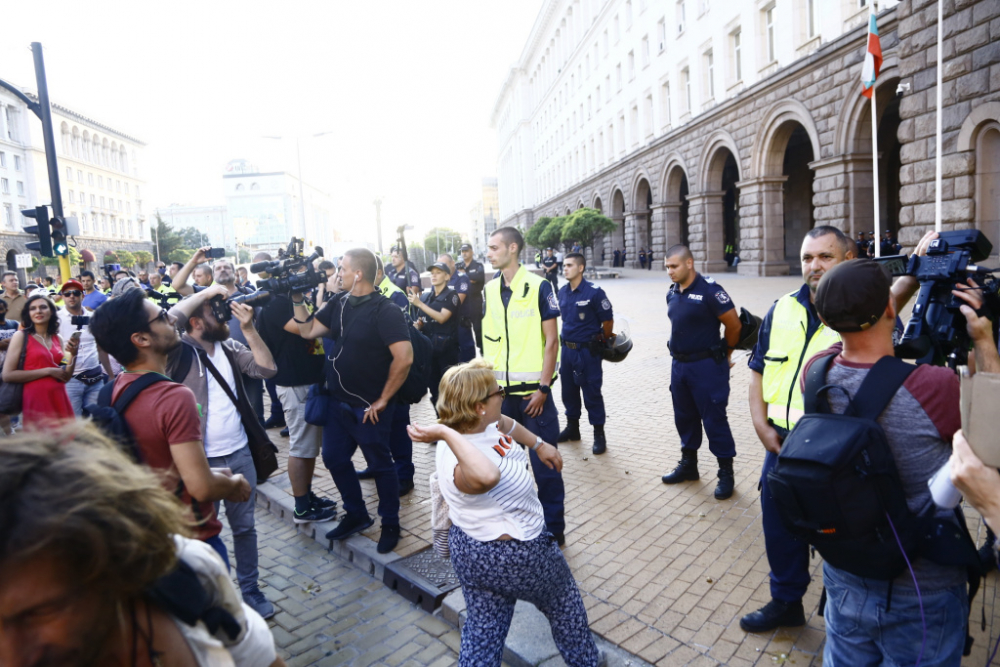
top-left (1, 221), bottom-right (999, 666)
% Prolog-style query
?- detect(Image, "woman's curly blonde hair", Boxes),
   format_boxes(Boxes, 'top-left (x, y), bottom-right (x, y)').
top-left (436, 359), bottom-right (499, 433)
top-left (0, 421), bottom-right (192, 598)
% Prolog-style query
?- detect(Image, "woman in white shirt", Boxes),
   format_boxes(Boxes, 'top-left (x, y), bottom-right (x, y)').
top-left (408, 359), bottom-right (600, 667)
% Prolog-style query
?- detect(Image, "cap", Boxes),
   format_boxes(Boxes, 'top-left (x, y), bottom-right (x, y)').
top-left (814, 259), bottom-right (891, 332)
top-left (460, 243), bottom-right (472, 251)
top-left (428, 261), bottom-right (451, 275)
top-left (60, 280), bottom-right (85, 292)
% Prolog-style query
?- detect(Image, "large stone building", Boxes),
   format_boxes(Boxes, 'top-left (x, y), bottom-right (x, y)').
top-left (492, 0), bottom-right (1000, 273)
top-left (469, 176), bottom-right (500, 253)
top-left (0, 82), bottom-right (152, 277)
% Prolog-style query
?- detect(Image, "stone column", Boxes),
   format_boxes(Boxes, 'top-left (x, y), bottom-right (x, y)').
top-left (623, 213), bottom-right (638, 267)
top-left (661, 203), bottom-right (682, 250)
top-left (686, 191), bottom-right (728, 274)
top-left (736, 177), bottom-right (790, 276)
top-left (648, 204), bottom-right (667, 270)
top-left (810, 154), bottom-right (869, 237)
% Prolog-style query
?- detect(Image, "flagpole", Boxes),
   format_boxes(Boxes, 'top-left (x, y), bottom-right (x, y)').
top-left (935, 0), bottom-right (943, 233)
top-left (870, 2), bottom-right (881, 257)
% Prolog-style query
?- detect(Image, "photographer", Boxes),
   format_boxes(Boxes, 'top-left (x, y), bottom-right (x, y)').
top-left (807, 259), bottom-right (971, 666)
top-left (294, 248), bottom-right (412, 554)
top-left (56, 280), bottom-right (113, 415)
top-left (166, 284), bottom-right (278, 620)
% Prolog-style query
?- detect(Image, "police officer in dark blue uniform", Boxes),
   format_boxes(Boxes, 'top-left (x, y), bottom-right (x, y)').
top-left (542, 248), bottom-right (559, 290)
top-left (407, 262), bottom-right (461, 410)
top-left (661, 244), bottom-right (742, 500)
top-left (456, 243), bottom-right (486, 358)
top-left (556, 253), bottom-right (614, 455)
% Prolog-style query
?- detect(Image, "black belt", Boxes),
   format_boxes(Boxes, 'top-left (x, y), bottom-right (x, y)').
top-left (563, 341), bottom-right (590, 350)
top-left (671, 349), bottom-right (714, 363)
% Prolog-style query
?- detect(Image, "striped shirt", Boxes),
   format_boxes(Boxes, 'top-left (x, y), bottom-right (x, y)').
top-left (435, 422), bottom-right (545, 542)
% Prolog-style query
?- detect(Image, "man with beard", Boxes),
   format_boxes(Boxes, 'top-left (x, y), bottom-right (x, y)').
top-left (89, 289), bottom-right (252, 564)
top-left (166, 284), bottom-right (278, 620)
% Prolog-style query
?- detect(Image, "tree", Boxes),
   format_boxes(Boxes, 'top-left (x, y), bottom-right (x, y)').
top-left (559, 208), bottom-right (616, 251)
top-left (40, 246), bottom-right (82, 268)
top-left (134, 250), bottom-right (154, 268)
top-left (103, 252), bottom-right (119, 264)
top-left (167, 248), bottom-right (196, 264)
top-left (237, 247), bottom-right (252, 264)
top-left (116, 249), bottom-right (136, 268)
top-left (179, 227), bottom-right (207, 250)
top-left (422, 227), bottom-right (465, 256)
top-left (153, 214), bottom-right (184, 260)
top-left (524, 216), bottom-right (566, 252)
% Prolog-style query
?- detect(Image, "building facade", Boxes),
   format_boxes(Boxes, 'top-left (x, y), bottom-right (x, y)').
top-left (0, 82), bottom-right (152, 277)
top-left (469, 176), bottom-right (500, 253)
top-left (492, 0), bottom-right (999, 273)
top-left (155, 204), bottom-right (232, 251)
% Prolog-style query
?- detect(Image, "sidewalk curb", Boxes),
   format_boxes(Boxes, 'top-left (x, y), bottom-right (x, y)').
top-left (255, 481), bottom-right (651, 667)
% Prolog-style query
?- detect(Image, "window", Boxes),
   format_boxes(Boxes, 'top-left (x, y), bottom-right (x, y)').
top-left (596, 85), bottom-right (602, 109)
top-left (13, 155), bottom-right (20, 171)
top-left (66, 166), bottom-right (73, 181)
top-left (628, 51), bottom-right (635, 80)
top-left (90, 195), bottom-right (96, 207)
top-left (4, 108), bottom-right (17, 141)
top-left (642, 36), bottom-right (650, 67)
top-left (603, 30), bottom-right (609, 55)
top-left (625, 0), bottom-right (633, 27)
top-left (69, 190), bottom-right (74, 202)
top-left (88, 173), bottom-right (94, 186)
top-left (616, 63), bottom-right (622, 90)
top-left (613, 15), bottom-right (620, 42)
top-left (100, 196), bottom-right (105, 209)
top-left (677, 0), bottom-right (686, 34)
top-left (1, 178), bottom-right (7, 194)
top-left (605, 75), bottom-right (611, 101)
top-left (807, 0), bottom-right (816, 38)
top-left (77, 170), bottom-right (83, 182)
top-left (126, 202), bottom-right (131, 214)
top-left (16, 181), bottom-right (23, 196)
top-left (705, 50), bottom-right (715, 100)
top-left (98, 176), bottom-right (103, 188)
top-left (765, 5), bottom-right (776, 62)
top-left (118, 200), bottom-right (122, 211)
top-left (658, 19), bottom-right (667, 51)
top-left (124, 183), bottom-right (129, 195)
top-left (644, 94), bottom-right (654, 137)
top-left (682, 67), bottom-right (691, 113)
top-left (660, 82), bottom-right (671, 127)
top-left (250, 183), bottom-right (260, 191)
top-left (733, 29), bottom-right (742, 81)
top-left (698, 0), bottom-right (709, 17)
top-left (630, 104), bottom-right (639, 145)
top-left (116, 180), bottom-right (121, 192)
top-left (0, 152), bottom-right (5, 167)
top-left (235, 183), bottom-right (244, 192)
top-left (2, 204), bottom-right (11, 229)
top-left (79, 192), bottom-right (84, 204)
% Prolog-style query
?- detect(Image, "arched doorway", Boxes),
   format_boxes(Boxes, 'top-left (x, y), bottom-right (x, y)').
top-left (782, 125), bottom-right (816, 266)
top-left (976, 123), bottom-right (1000, 258)
top-left (700, 137), bottom-right (741, 272)
top-left (723, 155), bottom-right (740, 267)
top-left (679, 175), bottom-right (690, 246)
top-left (610, 189), bottom-right (626, 263)
top-left (877, 95), bottom-right (902, 243)
top-left (633, 178), bottom-right (652, 267)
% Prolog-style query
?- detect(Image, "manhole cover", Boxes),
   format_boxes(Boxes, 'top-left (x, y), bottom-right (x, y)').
top-left (383, 548), bottom-right (460, 611)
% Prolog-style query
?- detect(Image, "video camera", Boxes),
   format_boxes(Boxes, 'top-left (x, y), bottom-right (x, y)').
top-left (249, 237), bottom-right (327, 297)
top-left (103, 263), bottom-right (122, 283)
top-left (876, 229), bottom-right (1000, 369)
top-left (208, 288), bottom-right (273, 324)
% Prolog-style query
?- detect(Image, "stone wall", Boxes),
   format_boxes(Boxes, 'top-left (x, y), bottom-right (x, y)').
top-left (0, 230), bottom-right (155, 283)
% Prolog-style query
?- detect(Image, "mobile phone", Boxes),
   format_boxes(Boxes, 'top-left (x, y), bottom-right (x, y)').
top-left (70, 330), bottom-right (82, 342)
top-left (207, 248), bottom-right (226, 259)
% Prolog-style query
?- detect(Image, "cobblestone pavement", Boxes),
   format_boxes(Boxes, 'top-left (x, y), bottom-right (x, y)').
top-left (260, 267), bottom-right (1000, 666)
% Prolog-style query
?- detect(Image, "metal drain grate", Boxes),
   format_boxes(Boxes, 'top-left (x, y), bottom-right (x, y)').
top-left (383, 547), bottom-right (460, 611)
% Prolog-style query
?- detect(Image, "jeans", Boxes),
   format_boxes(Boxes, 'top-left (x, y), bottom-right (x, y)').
top-left (204, 534), bottom-right (231, 570)
top-left (206, 445), bottom-right (259, 595)
top-left (64, 375), bottom-right (104, 417)
top-left (323, 401), bottom-right (399, 525)
top-left (390, 403), bottom-right (415, 482)
top-left (822, 563), bottom-right (968, 667)
top-left (501, 394), bottom-right (565, 536)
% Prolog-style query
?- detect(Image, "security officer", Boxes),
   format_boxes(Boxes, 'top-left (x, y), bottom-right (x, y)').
top-left (483, 227), bottom-right (566, 544)
top-left (455, 243), bottom-right (486, 359)
top-left (386, 246), bottom-right (421, 297)
top-left (542, 248), bottom-right (559, 290)
top-left (661, 244), bottom-right (741, 500)
top-left (556, 253), bottom-right (613, 455)
top-left (408, 261), bottom-right (461, 410)
top-left (856, 231), bottom-right (869, 256)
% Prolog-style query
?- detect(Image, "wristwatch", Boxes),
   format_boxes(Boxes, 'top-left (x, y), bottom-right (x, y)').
top-left (539, 384), bottom-right (551, 395)
top-left (532, 436), bottom-right (544, 451)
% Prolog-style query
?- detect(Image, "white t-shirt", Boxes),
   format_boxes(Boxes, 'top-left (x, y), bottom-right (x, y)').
top-left (204, 342), bottom-right (247, 458)
top-left (435, 422), bottom-right (545, 542)
top-left (57, 307), bottom-right (100, 372)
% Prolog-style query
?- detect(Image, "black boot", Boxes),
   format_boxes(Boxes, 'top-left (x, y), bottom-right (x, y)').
top-left (739, 599), bottom-right (806, 633)
top-left (592, 425), bottom-right (607, 455)
top-left (558, 418), bottom-right (581, 442)
top-left (715, 457), bottom-right (735, 500)
top-left (661, 449), bottom-right (699, 484)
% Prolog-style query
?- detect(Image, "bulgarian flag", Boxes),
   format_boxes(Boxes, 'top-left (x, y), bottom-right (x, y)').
top-left (861, 11), bottom-right (882, 98)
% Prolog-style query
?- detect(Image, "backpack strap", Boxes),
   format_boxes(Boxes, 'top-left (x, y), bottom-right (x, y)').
top-left (802, 352), bottom-right (839, 414)
top-left (109, 372), bottom-right (170, 413)
top-left (846, 356), bottom-right (916, 421)
top-left (167, 342), bottom-right (195, 384)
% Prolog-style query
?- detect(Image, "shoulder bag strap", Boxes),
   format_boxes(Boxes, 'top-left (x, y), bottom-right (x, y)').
top-left (197, 349), bottom-right (242, 410)
top-left (15, 330), bottom-right (28, 370)
top-left (847, 356), bottom-right (916, 421)
top-left (802, 352), bottom-right (838, 414)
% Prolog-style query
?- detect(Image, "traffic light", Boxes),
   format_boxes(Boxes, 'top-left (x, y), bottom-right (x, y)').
top-left (21, 206), bottom-right (52, 258)
top-left (50, 215), bottom-right (68, 256)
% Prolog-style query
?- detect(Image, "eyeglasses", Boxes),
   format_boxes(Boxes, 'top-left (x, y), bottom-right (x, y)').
top-left (483, 386), bottom-right (505, 401)
top-left (148, 308), bottom-right (170, 325)
top-left (61, 290), bottom-right (83, 297)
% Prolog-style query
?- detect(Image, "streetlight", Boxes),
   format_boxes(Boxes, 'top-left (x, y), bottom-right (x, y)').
top-left (262, 132), bottom-right (333, 244)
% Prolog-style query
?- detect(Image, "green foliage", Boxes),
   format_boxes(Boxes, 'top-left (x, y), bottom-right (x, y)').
top-left (133, 250), bottom-right (154, 268)
top-left (422, 227), bottom-right (464, 256)
top-left (167, 248), bottom-right (196, 264)
top-left (179, 227), bottom-right (208, 250)
top-left (115, 250), bottom-right (136, 268)
top-left (237, 247), bottom-right (251, 264)
top-left (525, 216), bottom-right (566, 251)
top-left (103, 252), bottom-right (119, 263)
top-left (153, 215), bottom-right (185, 260)
top-left (559, 208), bottom-right (617, 250)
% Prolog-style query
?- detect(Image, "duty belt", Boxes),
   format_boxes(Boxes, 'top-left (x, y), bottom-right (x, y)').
top-left (562, 341), bottom-right (593, 350)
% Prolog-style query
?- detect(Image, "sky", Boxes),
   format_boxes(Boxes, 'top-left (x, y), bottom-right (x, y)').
top-left (1, 0), bottom-right (542, 248)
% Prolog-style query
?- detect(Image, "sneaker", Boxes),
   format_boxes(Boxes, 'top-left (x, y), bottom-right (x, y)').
top-left (293, 504), bottom-right (337, 524)
top-left (279, 427), bottom-right (290, 438)
top-left (262, 416), bottom-right (286, 429)
top-left (377, 524), bottom-right (401, 554)
top-left (739, 599), bottom-right (805, 633)
top-left (309, 492), bottom-right (337, 511)
top-left (325, 513), bottom-right (374, 541)
top-left (243, 589), bottom-right (275, 620)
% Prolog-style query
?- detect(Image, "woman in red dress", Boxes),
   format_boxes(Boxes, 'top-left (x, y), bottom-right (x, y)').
top-left (2, 293), bottom-right (77, 426)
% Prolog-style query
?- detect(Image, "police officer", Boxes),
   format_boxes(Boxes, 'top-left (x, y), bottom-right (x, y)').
top-left (408, 261), bottom-right (461, 410)
top-left (386, 246), bottom-right (421, 298)
top-left (556, 253), bottom-right (614, 455)
top-left (455, 244), bottom-right (486, 360)
top-left (661, 244), bottom-right (741, 500)
top-left (542, 248), bottom-right (559, 290)
top-left (856, 231), bottom-right (869, 257)
top-left (484, 227), bottom-right (566, 544)
top-left (638, 248), bottom-right (647, 269)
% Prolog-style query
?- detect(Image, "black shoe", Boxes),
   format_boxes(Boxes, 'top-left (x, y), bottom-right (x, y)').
top-left (558, 418), bottom-right (581, 442)
top-left (377, 524), bottom-right (401, 554)
top-left (293, 505), bottom-right (337, 524)
top-left (715, 457), bottom-right (735, 500)
top-left (592, 425), bottom-right (607, 455)
top-left (309, 492), bottom-right (337, 511)
top-left (662, 450), bottom-right (699, 484)
top-left (980, 543), bottom-right (998, 575)
top-left (325, 513), bottom-right (374, 541)
top-left (553, 532), bottom-right (565, 546)
top-left (398, 479), bottom-right (414, 496)
top-left (739, 599), bottom-right (806, 633)
top-left (263, 416), bottom-right (286, 429)
top-left (279, 427), bottom-right (289, 438)
top-left (356, 468), bottom-right (375, 480)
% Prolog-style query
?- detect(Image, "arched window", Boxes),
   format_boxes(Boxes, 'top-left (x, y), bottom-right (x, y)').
top-left (71, 127), bottom-right (81, 158)
top-left (82, 131), bottom-right (91, 161)
top-left (110, 143), bottom-right (119, 170)
top-left (235, 183), bottom-right (244, 191)
top-left (976, 121), bottom-right (1000, 255)
top-left (60, 122), bottom-right (70, 154)
top-left (92, 135), bottom-right (101, 165)
top-left (120, 148), bottom-right (128, 173)
top-left (250, 182), bottom-right (260, 191)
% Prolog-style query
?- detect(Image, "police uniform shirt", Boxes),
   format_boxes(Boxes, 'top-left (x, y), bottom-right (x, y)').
top-left (456, 259), bottom-right (485, 315)
top-left (448, 271), bottom-right (470, 306)
top-left (542, 255), bottom-right (559, 277)
top-left (387, 264), bottom-right (421, 293)
top-left (488, 271), bottom-right (561, 321)
top-left (421, 286), bottom-right (462, 338)
top-left (666, 274), bottom-right (735, 355)
top-left (558, 280), bottom-right (613, 343)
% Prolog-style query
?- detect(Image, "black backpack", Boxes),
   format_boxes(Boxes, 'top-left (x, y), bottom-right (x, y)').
top-left (767, 354), bottom-right (927, 580)
top-left (84, 373), bottom-right (172, 463)
top-left (397, 318), bottom-right (433, 405)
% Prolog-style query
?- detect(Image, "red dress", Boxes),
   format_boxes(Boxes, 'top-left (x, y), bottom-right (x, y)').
top-left (21, 334), bottom-right (74, 425)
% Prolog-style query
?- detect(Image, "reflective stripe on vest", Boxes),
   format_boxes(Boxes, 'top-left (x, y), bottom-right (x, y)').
top-left (378, 277), bottom-right (406, 300)
top-left (483, 266), bottom-right (553, 394)
top-left (760, 291), bottom-right (840, 430)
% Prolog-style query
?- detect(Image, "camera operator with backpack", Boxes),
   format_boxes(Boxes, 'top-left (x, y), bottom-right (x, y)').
top-left (777, 259), bottom-right (989, 666)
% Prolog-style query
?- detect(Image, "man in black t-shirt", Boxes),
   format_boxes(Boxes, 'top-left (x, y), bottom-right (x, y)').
top-left (259, 294), bottom-right (337, 524)
top-left (294, 248), bottom-right (412, 555)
